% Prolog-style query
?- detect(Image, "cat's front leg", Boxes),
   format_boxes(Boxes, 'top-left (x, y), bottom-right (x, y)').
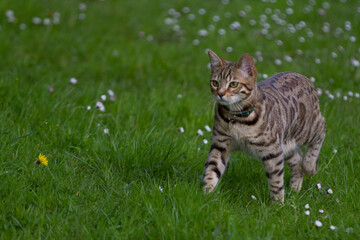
top-left (261, 149), bottom-right (285, 204)
top-left (203, 140), bottom-right (231, 193)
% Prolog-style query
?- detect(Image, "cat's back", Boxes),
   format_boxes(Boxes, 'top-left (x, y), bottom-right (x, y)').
top-left (258, 72), bottom-right (315, 97)
top-left (257, 71), bottom-right (324, 146)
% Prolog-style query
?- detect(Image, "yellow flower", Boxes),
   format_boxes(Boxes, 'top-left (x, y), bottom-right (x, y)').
top-left (38, 153), bottom-right (48, 166)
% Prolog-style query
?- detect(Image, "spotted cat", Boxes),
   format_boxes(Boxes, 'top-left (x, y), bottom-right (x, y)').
top-left (203, 50), bottom-right (326, 203)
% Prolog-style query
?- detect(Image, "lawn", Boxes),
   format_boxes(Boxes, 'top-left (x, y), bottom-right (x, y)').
top-left (0, 0), bottom-right (359, 239)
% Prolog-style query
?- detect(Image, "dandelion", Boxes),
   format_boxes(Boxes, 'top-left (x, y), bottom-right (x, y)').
top-left (38, 153), bottom-right (48, 166)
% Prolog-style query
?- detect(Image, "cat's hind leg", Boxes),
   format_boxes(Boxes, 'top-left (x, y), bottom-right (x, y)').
top-left (302, 130), bottom-right (325, 176)
top-left (285, 148), bottom-right (303, 192)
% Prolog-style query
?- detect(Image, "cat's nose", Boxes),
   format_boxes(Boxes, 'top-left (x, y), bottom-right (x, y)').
top-left (218, 92), bottom-right (225, 98)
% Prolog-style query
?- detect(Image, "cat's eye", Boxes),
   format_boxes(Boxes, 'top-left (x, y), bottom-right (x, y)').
top-left (211, 80), bottom-right (220, 88)
top-left (229, 82), bottom-right (239, 88)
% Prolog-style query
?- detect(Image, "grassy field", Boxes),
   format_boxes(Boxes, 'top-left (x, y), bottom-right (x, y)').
top-left (1, 0), bottom-right (360, 239)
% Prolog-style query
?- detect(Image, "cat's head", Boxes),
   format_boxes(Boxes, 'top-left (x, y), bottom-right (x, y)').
top-left (208, 50), bottom-right (257, 106)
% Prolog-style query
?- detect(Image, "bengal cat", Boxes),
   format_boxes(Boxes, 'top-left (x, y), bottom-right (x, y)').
top-left (203, 50), bottom-right (326, 203)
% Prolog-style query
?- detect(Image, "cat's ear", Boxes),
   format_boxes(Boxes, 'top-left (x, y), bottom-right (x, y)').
top-left (208, 50), bottom-right (226, 70)
top-left (236, 53), bottom-right (257, 78)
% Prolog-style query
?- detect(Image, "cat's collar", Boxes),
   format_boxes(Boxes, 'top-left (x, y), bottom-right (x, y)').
top-left (230, 107), bottom-right (255, 118)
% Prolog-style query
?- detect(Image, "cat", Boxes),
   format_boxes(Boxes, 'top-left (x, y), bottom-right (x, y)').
top-left (203, 50), bottom-right (326, 203)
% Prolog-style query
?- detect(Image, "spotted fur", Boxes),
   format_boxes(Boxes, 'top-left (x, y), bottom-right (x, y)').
top-left (203, 50), bottom-right (326, 203)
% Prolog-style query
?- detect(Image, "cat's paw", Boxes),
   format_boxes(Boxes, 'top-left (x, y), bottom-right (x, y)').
top-left (203, 184), bottom-right (215, 193)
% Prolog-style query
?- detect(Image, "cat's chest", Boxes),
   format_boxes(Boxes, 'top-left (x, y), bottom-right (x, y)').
top-left (228, 122), bottom-right (261, 156)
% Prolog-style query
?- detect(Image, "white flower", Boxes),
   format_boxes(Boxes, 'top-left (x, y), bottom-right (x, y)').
top-left (330, 225), bottom-right (336, 230)
top-left (316, 183), bottom-right (322, 189)
top-left (159, 186), bottom-right (163, 192)
top-left (328, 94), bottom-right (334, 100)
top-left (333, 149), bottom-right (338, 154)
top-left (70, 77), bottom-right (78, 84)
top-left (193, 39), bottom-right (200, 45)
top-left (251, 195), bottom-right (257, 200)
top-left (351, 58), bottom-right (359, 67)
top-left (305, 210), bottom-right (310, 215)
top-left (230, 21), bottom-right (241, 30)
top-left (331, 52), bottom-right (338, 58)
top-left (108, 89), bottom-right (115, 101)
top-left (43, 18), bottom-right (51, 25)
top-left (32, 17), bottom-right (42, 24)
top-left (78, 13), bottom-right (86, 20)
top-left (177, 94), bottom-right (183, 99)
top-left (310, 77), bottom-right (316, 82)
top-left (226, 46), bottom-right (233, 52)
top-left (103, 128), bottom-right (109, 134)
top-left (305, 203), bottom-right (310, 209)
top-left (100, 94), bottom-right (107, 101)
top-left (286, 8), bottom-right (294, 14)
top-left (187, 14), bottom-right (195, 20)
top-left (19, 23), bottom-right (26, 30)
top-left (315, 58), bottom-right (321, 64)
top-left (179, 127), bottom-right (185, 133)
top-left (319, 209), bottom-right (324, 213)
top-left (96, 101), bottom-right (105, 112)
top-left (355, 93), bottom-right (360, 98)
top-left (315, 220), bottom-right (323, 227)
top-left (87, 106), bottom-right (91, 110)
top-left (350, 36), bottom-right (356, 42)
top-left (203, 139), bottom-right (209, 144)
top-left (262, 74), bottom-right (268, 79)
top-left (218, 29), bottom-right (226, 35)
top-left (6, 10), bottom-right (14, 18)
top-left (198, 29), bottom-right (208, 37)
top-left (343, 96), bottom-right (348, 101)
top-left (284, 55), bottom-right (293, 62)
top-left (327, 188), bottom-right (333, 194)
top-left (79, 3), bottom-right (87, 11)
top-left (317, 88), bottom-right (322, 95)
top-left (205, 125), bottom-right (211, 132)
top-left (182, 7), bottom-right (190, 13)
top-left (275, 59), bottom-right (282, 65)
top-left (213, 15), bottom-right (220, 22)
top-left (197, 129), bottom-right (204, 136)
top-left (198, 8), bottom-right (206, 15)
top-left (348, 91), bottom-right (353, 96)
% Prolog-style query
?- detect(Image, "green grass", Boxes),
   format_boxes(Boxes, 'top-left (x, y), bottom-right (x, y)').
top-left (1, 0), bottom-right (360, 239)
